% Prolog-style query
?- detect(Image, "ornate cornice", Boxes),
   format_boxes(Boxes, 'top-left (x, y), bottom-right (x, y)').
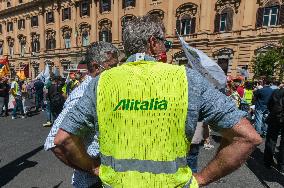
top-left (176, 3), bottom-right (198, 17)
top-left (257, 0), bottom-right (282, 7)
top-left (215, 0), bottom-right (241, 13)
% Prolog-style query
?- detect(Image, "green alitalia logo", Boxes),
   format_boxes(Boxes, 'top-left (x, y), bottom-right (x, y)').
top-left (114, 98), bottom-right (168, 111)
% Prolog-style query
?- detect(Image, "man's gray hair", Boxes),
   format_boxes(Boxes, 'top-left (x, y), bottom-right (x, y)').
top-left (123, 15), bottom-right (165, 57)
top-left (85, 41), bottom-right (119, 73)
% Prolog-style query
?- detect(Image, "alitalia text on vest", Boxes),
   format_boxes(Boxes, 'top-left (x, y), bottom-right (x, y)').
top-left (113, 98), bottom-right (168, 111)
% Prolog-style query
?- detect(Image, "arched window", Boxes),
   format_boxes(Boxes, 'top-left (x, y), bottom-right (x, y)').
top-left (7, 37), bottom-right (14, 57)
top-left (18, 35), bottom-right (26, 57)
top-left (148, 9), bottom-right (164, 20)
top-left (256, 0), bottom-right (282, 27)
top-left (176, 3), bottom-right (198, 35)
top-left (31, 33), bottom-right (40, 53)
top-left (99, 19), bottom-right (112, 43)
top-left (62, 27), bottom-right (72, 49)
top-left (121, 15), bottom-right (135, 40)
top-left (214, 7), bottom-right (234, 32)
top-left (79, 23), bottom-right (91, 46)
top-left (122, 0), bottom-right (135, 9)
top-left (213, 48), bottom-right (234, 75)
top-left (46, 30), bottom-right (56, 50)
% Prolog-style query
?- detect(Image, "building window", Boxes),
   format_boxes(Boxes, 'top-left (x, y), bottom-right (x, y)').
top-left (62, 8), bottom-right (71, 21)
top-left (82, 31), bottom-right (90, 46)
top-left (7, 38), bottom-right (14, 57)
top-left (214, 8), bottom-right (234, 32)
top-left (46, 12), bottom-right (54, 24)
top-left (176, 15), bottom-right (195, 35)
top-left (7, 22), bottom-right (13, 32)
top-left (99, 19), bottom-right (112, 42)
top-left (18, 19), bottom-right (25, 30)
top-left (7, 1), bottom-right (11, 7)
top-left (0, 42), bottom-right (3, 55)
top-left (19, 0), bottom-right (23, 4)
top-left (31, 33), bottom-right (40, 53)
top-left (122, 0), bottom-right (135, 8)
top-left (63, 31), bottom-right (71, 48)
top-left (80, 0), bottom-right (90, 17)
top-left (100, 0), bottom-right (111, 13)
top-left (46, 30), bottom-right (56, 50)
top-left (31, 16), bottom-right (38, 27)
top-left (263, 6), bottom-right (279, 26)
top-left (20, 40), bottom-right (26, 57)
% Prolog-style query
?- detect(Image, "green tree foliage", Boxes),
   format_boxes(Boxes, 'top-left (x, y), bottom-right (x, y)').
top-left (253, 38), bottom-right (284, 81)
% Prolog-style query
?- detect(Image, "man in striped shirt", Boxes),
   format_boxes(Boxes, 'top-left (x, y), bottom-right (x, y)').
top-left (44, 41), bottom-right (119, 188)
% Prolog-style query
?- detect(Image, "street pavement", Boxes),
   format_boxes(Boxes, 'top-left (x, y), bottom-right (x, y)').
top-left (0, 112), bottom-right (284, 188)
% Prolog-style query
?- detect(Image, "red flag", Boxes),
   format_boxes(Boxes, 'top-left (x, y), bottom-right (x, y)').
top-left (24, 64), bottom-right (29, 78)
top-left (0, 56), bottom-right (8, 65)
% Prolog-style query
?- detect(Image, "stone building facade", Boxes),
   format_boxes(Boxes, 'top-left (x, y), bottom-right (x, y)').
top-left (0, 0), bottom-right (283, 78)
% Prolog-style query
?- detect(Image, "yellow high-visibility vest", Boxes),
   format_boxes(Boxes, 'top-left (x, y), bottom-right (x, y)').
top-left (97, 61), bottom-right (198, 188)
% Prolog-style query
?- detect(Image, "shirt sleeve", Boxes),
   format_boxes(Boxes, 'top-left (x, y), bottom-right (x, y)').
top-left (186, 68), bottom-right (247, 131)
top-left (59, 77), bottom-right (99, 135)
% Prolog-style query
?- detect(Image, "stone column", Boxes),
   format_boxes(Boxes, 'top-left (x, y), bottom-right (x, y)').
top-left (242, 0), bottom-right (256, 29)
top-left (90, 1), bottom-right (97, 42)
top-left (167, 0), bottom-right (174, 36)
top-left (3, 21), bottom-right (8, 55)
top-left (138, 0), bottom-right (145, 16)
top-left (113, 0), bottom-right (119, 42)
top-left (13, 18), bottom-right (18, 55)
top-left (25, 16), bottom-right (31, 54)
top-left (39, 12), bottom-right (46, 52)
top-left (71, 3), bottom-right (77, 48)
top-left (200, 0), bottom-right (212, 32)
top-left (54, 4), bottom-right (61, 49)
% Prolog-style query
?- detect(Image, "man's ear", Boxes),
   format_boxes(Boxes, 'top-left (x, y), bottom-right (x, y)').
top-left (148, 36), bottom-right (158, 55)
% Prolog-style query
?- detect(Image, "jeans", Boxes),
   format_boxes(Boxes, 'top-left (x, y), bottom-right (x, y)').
top-left (187, 144), bottom-right (201, 173)
top-left (0, 96), bottom-right (9, 115)
top-left (45, 101), bottom-right (53, 123)
top-left (12, 97), bottom-right (24, 117)
top-left (254, 109), bottom-right (268, 135)
top-left (264, 121), bottom-right (284, 169)
top-left (35, 93), bottom-right (43, 111)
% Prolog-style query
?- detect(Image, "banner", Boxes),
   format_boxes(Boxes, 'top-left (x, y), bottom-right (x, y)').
top-left (177, 34), bottom-right (226, 91)
top-left (0, 57), bottom-right (9, 78)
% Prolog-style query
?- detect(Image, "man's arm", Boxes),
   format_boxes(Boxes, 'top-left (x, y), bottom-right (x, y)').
top-left (186, 69), bottom-right (261, 186)
top-left (53, 77), bottom-right (99, 174)
top-left (54, 129), bottom-right (99, 176)
top-left (194, 118), bottom-right (261, 186)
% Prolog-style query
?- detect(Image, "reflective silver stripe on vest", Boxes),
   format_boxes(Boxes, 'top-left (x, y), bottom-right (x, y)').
top-left (183, 176), bottom-right (193, 188)
top-left (101, 154), bottom-right (188, 174)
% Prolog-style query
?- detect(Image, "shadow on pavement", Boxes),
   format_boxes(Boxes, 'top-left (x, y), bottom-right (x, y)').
top-left (0, 145), bottom-right (43, 187)
top-left (246, 148), bottom-right (284, 187)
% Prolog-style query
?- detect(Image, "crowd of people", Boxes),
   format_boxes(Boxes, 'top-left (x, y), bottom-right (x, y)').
top-left (1, 14), bottom-right (284, 187)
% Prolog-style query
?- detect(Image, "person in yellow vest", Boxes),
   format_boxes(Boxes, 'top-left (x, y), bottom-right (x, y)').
top-left (10, 76), bottom-right (25, 119)
top-left (54, 15), bottom-right (261, 187)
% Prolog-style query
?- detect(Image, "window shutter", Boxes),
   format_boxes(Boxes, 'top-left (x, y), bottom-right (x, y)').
top-left (80, 3), bottom-right (83, 17)
top-left (69, 8), bottom-right (71, 19)
top-left (279, 5), bottom-right (284, 25)
top-left (190, 17), bottom-right (196, 34)
top-left (87, 1), bottom-right (90, 16)
top-left (99, 31), bottom-right (102, 41)
top-left (108, 0), bottom-right (111, 11)
top-left (18, 21), bottom-right (20, 29)
top-left (256, 8), bottom-right (264, 28)
top-left (46, 13), bottom-right (48, 23)
top-left (23, 20), bottom-right (25, 29)
top-left (214, 13), bottom-right (221, 32)
top-left (132, 0), bottom-right (136, 7)
top-left (99, 0), bottom-right (102, 13)
top-left (62, 9), bottom-right (64, 21)
top-left (226, 10), bottom-right (233, 31)
top-left (176, 19), bottom-right (181, 35)
top-left (122, 0), bottom-right (125, 9)
top-left (109, 30), bottom-right (112, 42)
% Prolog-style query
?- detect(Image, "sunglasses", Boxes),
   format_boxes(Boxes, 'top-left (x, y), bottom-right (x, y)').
top-left (155, 36), bottom-right (173, 52)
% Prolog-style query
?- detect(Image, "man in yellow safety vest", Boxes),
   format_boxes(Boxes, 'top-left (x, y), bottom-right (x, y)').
top-left (54, 15), bottom-right (261, 187)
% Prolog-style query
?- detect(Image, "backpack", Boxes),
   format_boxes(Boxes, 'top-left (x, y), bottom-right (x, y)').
top-left (48, 83), bottom-right (65, 113)
top-left (267, 88), bottom-right (284, 123)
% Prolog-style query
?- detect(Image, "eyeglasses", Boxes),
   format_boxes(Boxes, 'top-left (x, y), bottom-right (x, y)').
top-left (155, 36), bottom-right (173, 52)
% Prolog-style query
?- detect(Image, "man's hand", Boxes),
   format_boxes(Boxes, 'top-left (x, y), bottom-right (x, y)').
top-left (194, 118), bottom-right (262, 187)
top-left (54, 128), bottom-right (100, 175)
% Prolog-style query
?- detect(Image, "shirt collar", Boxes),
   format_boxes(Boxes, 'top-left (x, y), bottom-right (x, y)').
top-left (126, 53), bottom-right (156, 63)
